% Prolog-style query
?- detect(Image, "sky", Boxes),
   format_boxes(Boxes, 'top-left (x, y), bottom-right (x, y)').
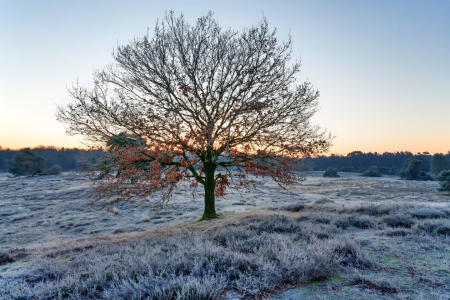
top-left (1, 0), bottom-right (449, 155)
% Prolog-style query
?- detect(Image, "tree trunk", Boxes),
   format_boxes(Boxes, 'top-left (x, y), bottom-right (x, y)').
top-left (201, 161), bottom-right (217, 220)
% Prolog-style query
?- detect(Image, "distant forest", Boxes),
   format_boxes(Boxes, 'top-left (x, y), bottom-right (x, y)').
top-left (0, 146), bottom-right (88, 171)
top-left (1, 146), bottom-right (449, 175)
top-left (310, 151), bottom-right (450, 174)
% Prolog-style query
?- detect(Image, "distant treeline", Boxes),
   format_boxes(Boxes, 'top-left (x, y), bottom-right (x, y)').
top-left (0, 146), bottom-right (90, 171)
top-left (1, 146), bottom-right (449, 175)
top-left (310, 151), bottom-right (450, 174)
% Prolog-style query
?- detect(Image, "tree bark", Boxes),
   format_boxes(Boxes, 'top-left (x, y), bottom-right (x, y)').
top-left (200, 161), bottom-right (217, 220)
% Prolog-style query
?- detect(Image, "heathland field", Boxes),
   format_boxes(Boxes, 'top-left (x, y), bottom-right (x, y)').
top-left (1, 172), bottom-right (450, 299)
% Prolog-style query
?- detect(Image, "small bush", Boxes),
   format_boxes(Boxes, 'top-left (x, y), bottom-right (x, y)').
top-left (353, 204), bottom-right (396, 216)
top-left (332, 238), bottom-right (377, 269)
top-left (415, 220), bottom-right (450, 236)
top-left (44, 165), bottom-right (62, 175)
top-left (334, 216), bottom-right (375, 229)
top-left (436, 170), bottom-right (450, 192)
top-left (313, 217), bottom-right (332, 224)
top-left (385, 229), bottom-right (411, 237)
top-left (0, 252), bottom-right (14, 265)
top-left (378, 166), bottom-right (397, 175)
top-left (322, 167), bottom-right (339, 178)
top-left (281, 202), bottom-right (306, 212)
top-left (407, 207), bottom-right (447, 219)
top-left (314, 199), bottom-right (334, 205)
top-left (383, 215), bottom-right (416, 228)
top-left (362, 166), bottom-right (382, 177)
top-left (248, 215), bottom-right (303, 235)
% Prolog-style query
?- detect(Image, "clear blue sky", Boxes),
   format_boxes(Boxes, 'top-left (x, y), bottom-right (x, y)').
top-left (1, 0), bottom-right (449, 154)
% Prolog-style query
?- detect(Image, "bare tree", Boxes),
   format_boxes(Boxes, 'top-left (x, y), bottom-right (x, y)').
top-left (57, 11), bottom-right (332, 220)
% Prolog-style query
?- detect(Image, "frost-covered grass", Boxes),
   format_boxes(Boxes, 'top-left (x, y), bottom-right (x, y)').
top-left (0, 215), bottom-right (374, 300)
top-left (2, 173), bottom-right (450, 299)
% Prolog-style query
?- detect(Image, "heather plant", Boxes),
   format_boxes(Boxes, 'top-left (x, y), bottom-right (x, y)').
top-left (406, 206), bottom-right (447, 219)
top-left (332, 238), bottom-right (378, 269)
top-left (334, 216), bottom-right (376, 229)
top-left (436, 170), bottom-right (450, 192)
top-left (0, 215), bottom-right (365, 299)
top-left (352, 204), bottom-right (397, 216)
top-left (281, 202), bottom-right (306, 212)
top-left (382, 215), bottom-right (416, 228)
top-left (322, 167), bottom-right (339, 178)
top-left (6, 148), bottom-right (45, 177)
top-left (415, 219), bottom-right (450, 236)
top-left (362, 166), bottom-right (382, 177)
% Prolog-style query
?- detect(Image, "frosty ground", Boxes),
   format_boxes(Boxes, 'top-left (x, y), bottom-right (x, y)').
top-left (0, 171), bottom-right (446, 251)
top-left (1, 171), bottom-right (450, 299)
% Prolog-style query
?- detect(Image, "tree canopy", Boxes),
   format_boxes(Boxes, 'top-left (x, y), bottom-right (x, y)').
top-left (56, 12), bottom-right (332, 219)
top-left (430, 153), bottom-right (450, 176)
top-left (6, 148), bottom-right (45, 177)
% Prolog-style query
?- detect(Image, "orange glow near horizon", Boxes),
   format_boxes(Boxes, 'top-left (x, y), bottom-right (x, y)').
top-left (1, 135), bottom-right (449, 156)
top-left (2, 2), bottom-right (449, 159)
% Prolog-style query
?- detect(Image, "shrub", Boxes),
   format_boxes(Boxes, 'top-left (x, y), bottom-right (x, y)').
top-left (385, 229), bottom-right (411, 237)
top-left (281, 202), bottom-right (306, 212)
top-left (419, 172), bottom-right (434, 181)
top-left (0, 252), bottom-right (14, 265)
top-left (430, 153), bottom-right (450, 176)
top-left (247, 215), bottom-right (303, 235)
top-left (398, 158), bottom-right (431, 180)
top-left (322, 167), bottom-right (339, 178)
top-left (334, 216), bottom-right (375, 229)
top-left (362, 166), bottom-right (381, 177)
top-left (436, 170), bottom-right (450, 192)
top-left (332, 238), bottom-right (377, 269)
top-left (383, 215), bottom-right (416, 228)
top-left (313, 217), bottom-right (332, 224)
top-left (407, 207), bottom-right (447, 219)
top-left (6, 148), bottom-right (45, 177)
top-left (352, 204), bottom-right (396, 216)
top-left (314, 199), bottom-right (334, 205)
top-left (378, 166), bottom-right (397, 175)
top-left (415, 220), bottom-right (450, 236)
top-left (44, 164), bottom-right (62, 175)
